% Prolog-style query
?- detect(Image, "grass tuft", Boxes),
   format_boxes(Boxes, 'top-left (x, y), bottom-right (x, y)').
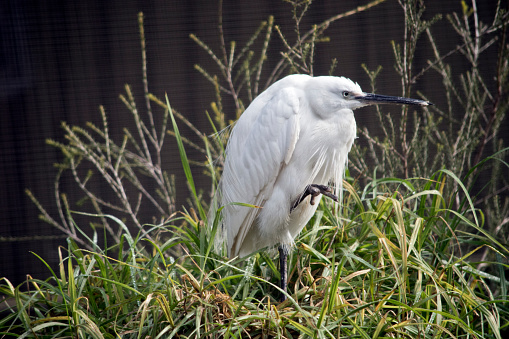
top-left (2, 171), bottom-right (507, 337)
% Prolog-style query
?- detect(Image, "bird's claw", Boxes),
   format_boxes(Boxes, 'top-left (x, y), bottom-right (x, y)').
top-left (291, 184), bottom-right (338, 211)
top-left (308, 184), bottom-right (338, 205)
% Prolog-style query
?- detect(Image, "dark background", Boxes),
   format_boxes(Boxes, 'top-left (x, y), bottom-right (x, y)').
top-left (0, 0), bottom-right (504, 286)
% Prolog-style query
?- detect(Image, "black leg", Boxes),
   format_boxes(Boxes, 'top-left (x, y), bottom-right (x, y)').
top-left (291, 184), bottom-right (338, 211)
top-left (279, 245), bottom-right (288, 302)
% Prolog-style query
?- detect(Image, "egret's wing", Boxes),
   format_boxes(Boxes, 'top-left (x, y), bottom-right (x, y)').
top-left (220, 87), bottom-right (301, 257)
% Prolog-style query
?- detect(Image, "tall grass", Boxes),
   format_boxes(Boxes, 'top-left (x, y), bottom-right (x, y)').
top-left (1, 1), bottom-right (508, 338)
top-left (2, 165), bottom-right (507, 337)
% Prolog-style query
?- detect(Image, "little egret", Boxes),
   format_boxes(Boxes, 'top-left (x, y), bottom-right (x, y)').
top-left (215, 74), bottom-right (431, 301)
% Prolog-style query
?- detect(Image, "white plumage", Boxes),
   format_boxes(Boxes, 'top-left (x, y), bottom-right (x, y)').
top-left (219, 74), bottom-right (359, 257)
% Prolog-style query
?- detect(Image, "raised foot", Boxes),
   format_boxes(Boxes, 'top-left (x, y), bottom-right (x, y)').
top-left (291, 184), bottom-right (338, 211)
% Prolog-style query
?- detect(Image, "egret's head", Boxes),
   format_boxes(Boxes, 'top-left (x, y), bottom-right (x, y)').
top-left (306, 76), bottom-right (431, 118)
top-left (306, 76), bottom-right (365, 116)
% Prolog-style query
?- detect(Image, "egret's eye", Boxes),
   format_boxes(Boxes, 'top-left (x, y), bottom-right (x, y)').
top-left (342, 91), bottom-right (350, 98)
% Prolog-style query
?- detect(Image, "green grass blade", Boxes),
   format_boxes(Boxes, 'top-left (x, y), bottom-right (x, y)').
top-left (166, 94), bottom-right (207, 220)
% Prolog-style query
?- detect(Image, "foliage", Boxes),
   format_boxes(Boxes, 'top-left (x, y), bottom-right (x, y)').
top-left (349, 0), bottom-right (509, 244)
top-left (2, 0), bottom-right (509, 338)
top-left (1, 174), bottom-right (508, 338)
top-left (24, 15), bottom-right (176, 250)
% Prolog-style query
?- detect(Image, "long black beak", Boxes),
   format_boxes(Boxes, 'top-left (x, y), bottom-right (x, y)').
top-left (356, 93), bottom-right (433, 106)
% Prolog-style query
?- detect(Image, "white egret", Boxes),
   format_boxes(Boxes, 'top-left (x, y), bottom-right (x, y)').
top-left (215, 74), bottom-right (431, 301)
